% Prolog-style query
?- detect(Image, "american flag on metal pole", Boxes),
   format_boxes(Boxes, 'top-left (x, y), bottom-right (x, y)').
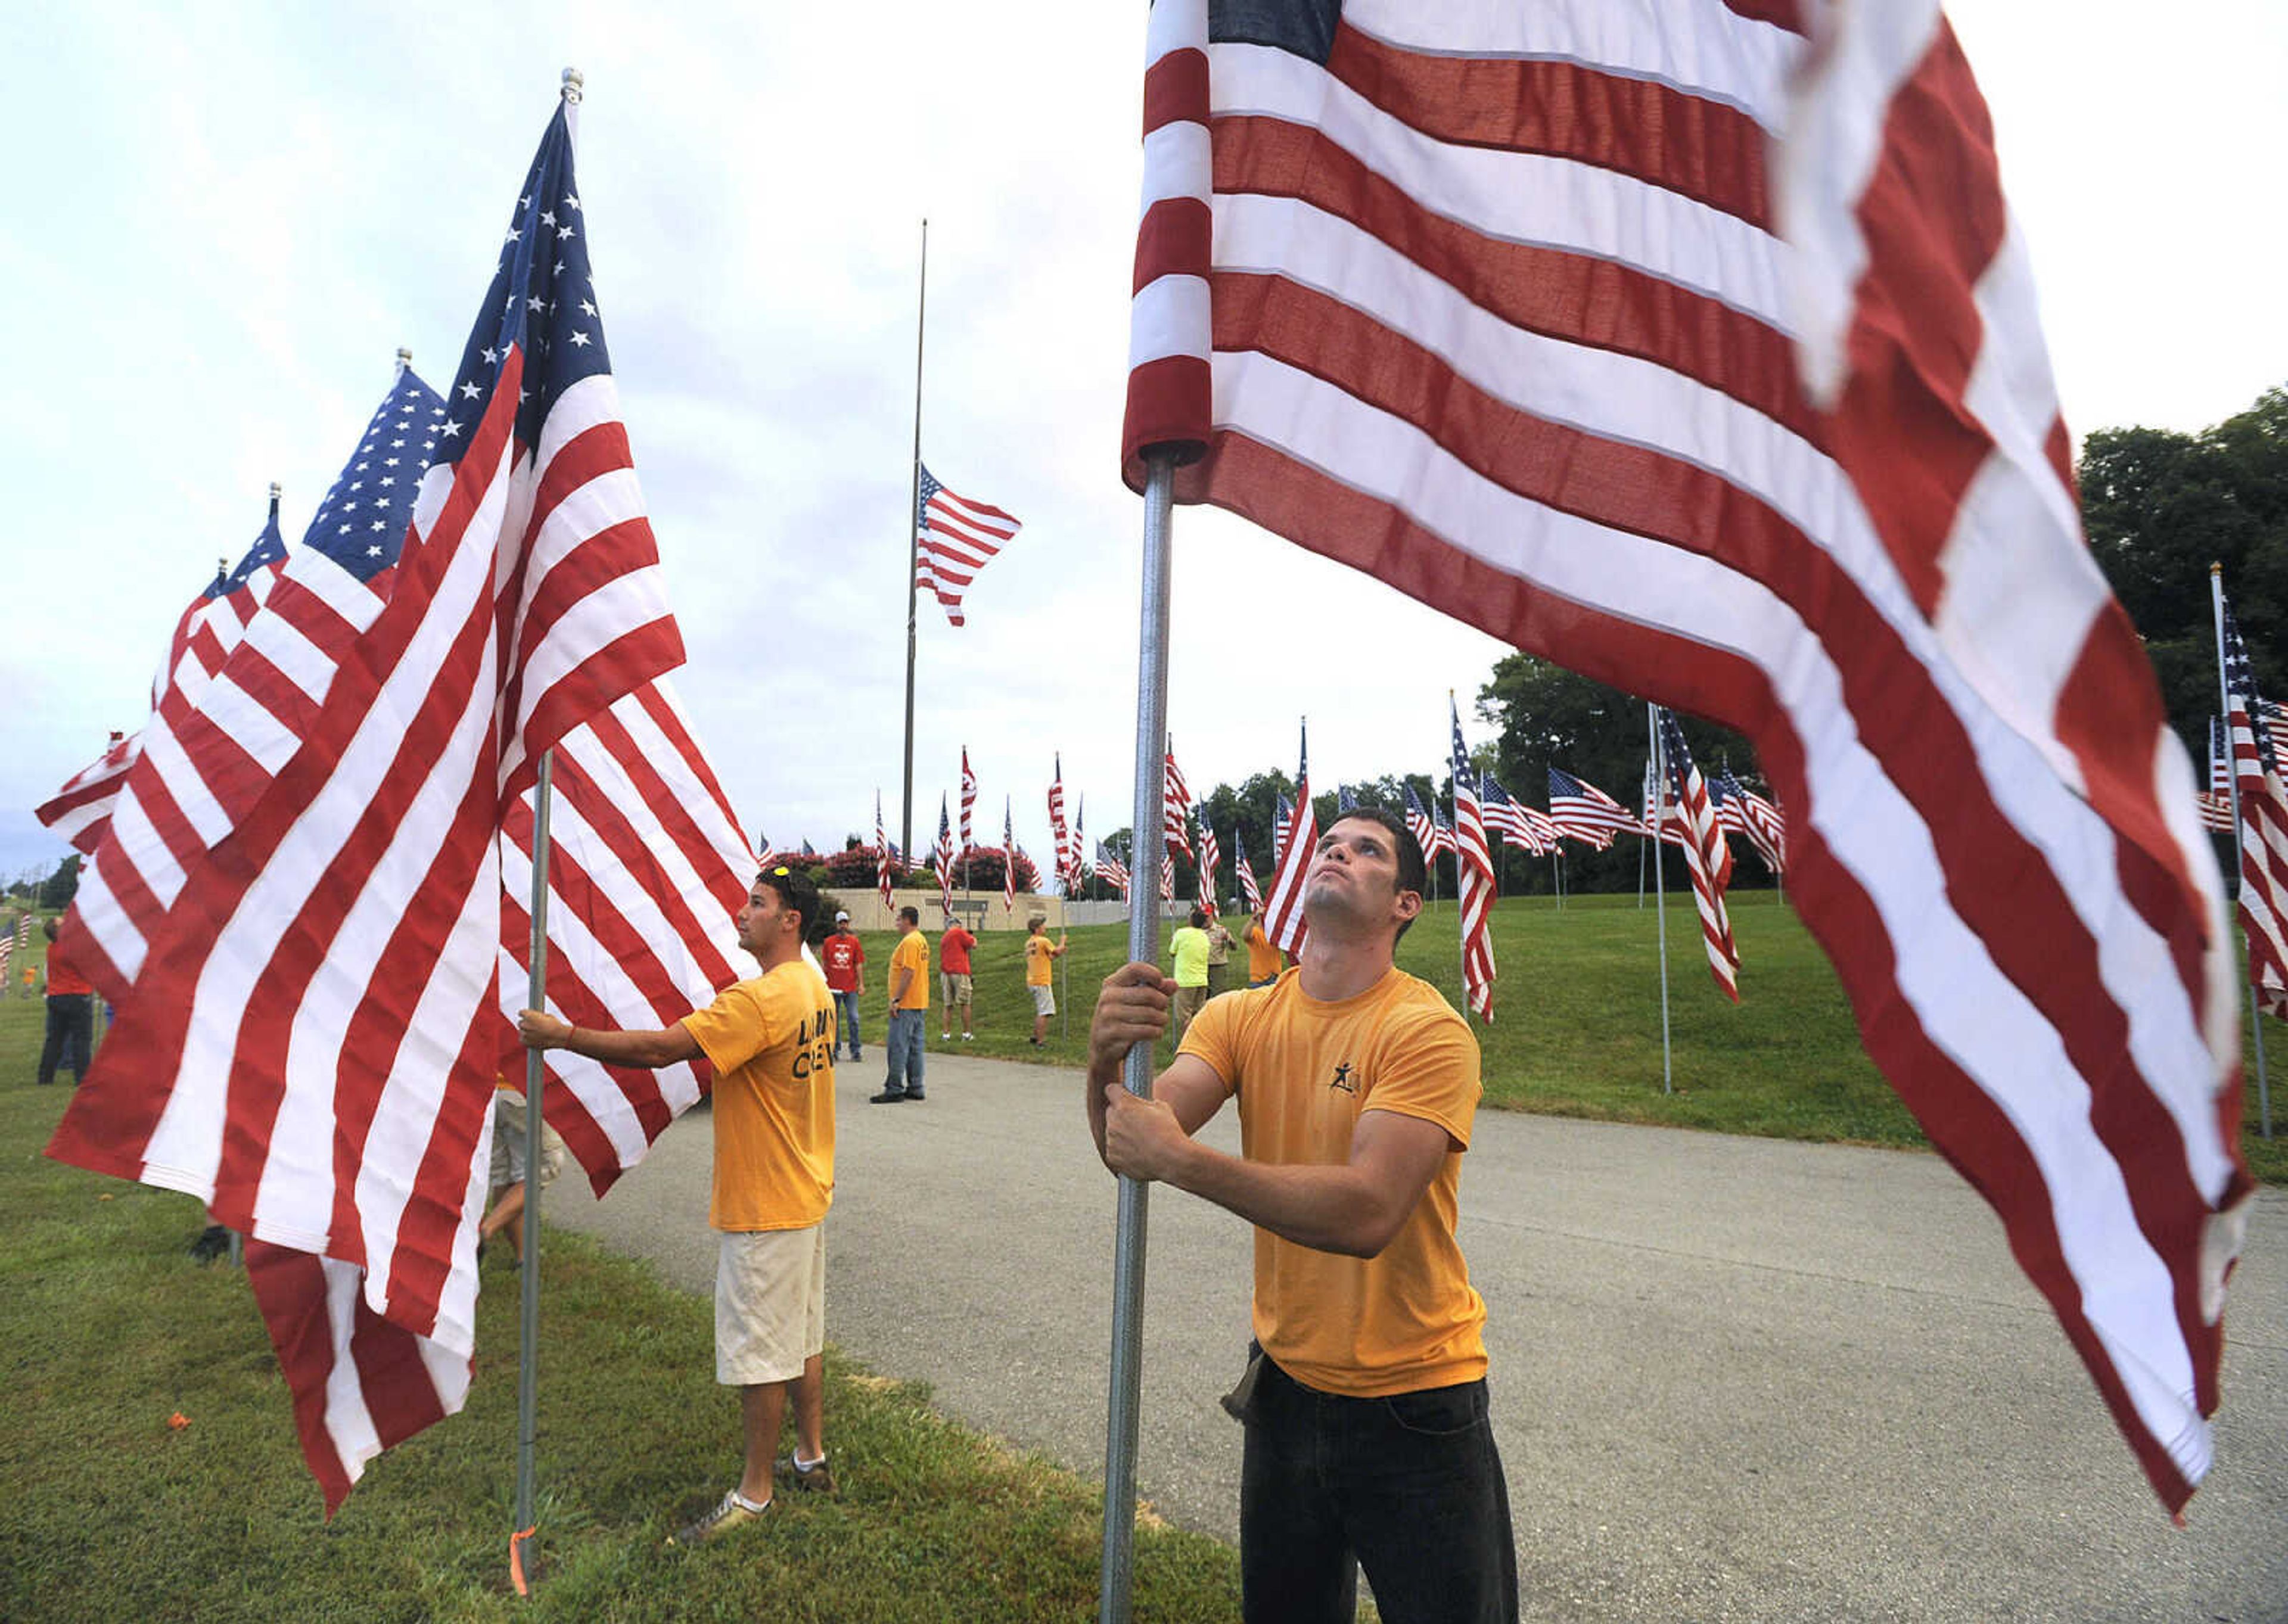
top-left (1069, 795), bottom-right (1086, 897)
top-left (2200, 717), bottom-right (2234, 833)
top-left (1718, 767), bottom-right (1787, 876)
top-left (1095, 842), bottom-right (1130, 900)
top-left (1480, 773), bottom-right (1547, 857)
top-left (1261, 723), bottom-right (1314, 956)
top-left (1403, 783), bottom-right (1441, 864)
top-left (1233, 827), bottom-right (1261, 914)
top-left (1658, 710), bottom-right (1740, 1002)
top-left (959, 746), bottom-right (977, 850)
top-left (1547, 767), bottom-right (1640, 851)
top-left (49, 82), bottom-right (697, 1511)
top-left (35, 729), bottom-right (136, 858)
top-left (1048, 753), bottom-right (1071, 889)
top-left (876, 792), bottom-right (894, 910)
top-left (1449, 698), bottom-right (1495, 1023)
top-left (2218, 591), bottom-right (2288, 1022)
top-left (1196, 820), bottom-right (1221, 918)
top-left (914, 466), bottom-right (1021, 629)
top-left (935, 795), bottom-right (956, 916)
top-left (1120, 0), bottom-right (2249, 1510)
top-left (1162, 738), bottom-right (1193, 861)
top-left (1003, 798), bottom-right (1017, 913)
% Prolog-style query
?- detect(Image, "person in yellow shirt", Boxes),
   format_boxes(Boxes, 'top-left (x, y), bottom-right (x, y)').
top-left (518, 864), bottom-right (838, 1544)
top-left (873, 905), bottom-right (930, 1103)
top-left (1240, 907), bottom-right (1283, 988)
top-left (1167, 907), bottom-right (1213, 1044)
top-left (1022, 912), bottom-right (1068, 1046)
top-left (1086, 807), bottom-right (1512, 1623)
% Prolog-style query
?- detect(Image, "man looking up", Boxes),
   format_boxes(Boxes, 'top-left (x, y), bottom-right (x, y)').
top-left (820, 910), bottom-right (866, 1061)
top-left (519, 863), bottom-right (838, 1543)
top-left (873, 906), bottom-right (928, 1103)
top-left (1086, 808), bottom-right (1515, 1623)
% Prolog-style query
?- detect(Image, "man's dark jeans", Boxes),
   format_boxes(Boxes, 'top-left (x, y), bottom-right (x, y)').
top-left (39, 993), bottom-right (93, 1085)
top-left (1239, 1354), bottom-right (1518, 1624)
top-left (833, 989), bottom-right (862, 1057)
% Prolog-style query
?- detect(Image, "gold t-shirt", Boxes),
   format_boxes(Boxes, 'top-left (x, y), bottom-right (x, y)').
top-left (1024, 934), bottom-right (1058, 987)
top-left (890, 931), bottom-right (931, 1009)
top-left (1245, 925), bottom-right (1283, 982)
top-left (681, 960), bottom-right (837, 1231)
top-left (1179, 966), bottom-right (1486, 1396)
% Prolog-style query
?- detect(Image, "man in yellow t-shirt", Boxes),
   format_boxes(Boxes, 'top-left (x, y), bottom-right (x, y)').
top-left (1239, 907), bottom-right (1283, 988)
top-left (1166, 907), bottom-right (1213, 1043)
top-left (1087, 807), bottom-right (1513, 1623)
top-left (873, 906), bottom-right (930, 1103)
top-left (519, 863), bottom-right (838, 1544)
top-left (1022, 912), bottom-right (1068, 1046)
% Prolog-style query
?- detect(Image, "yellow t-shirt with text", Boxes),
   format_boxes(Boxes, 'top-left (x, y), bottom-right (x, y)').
top-left (890, 929), bottom-right (931, 1010)
top-left (1177, 966), bottom-right (1485, 1396)
top-left (1025, 934), bottom-right (1058, 987)
top-left (681, 960), bottom-right (837, 1232)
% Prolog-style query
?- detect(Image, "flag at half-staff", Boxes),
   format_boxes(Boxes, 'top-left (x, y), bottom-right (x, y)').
top-left (1448, 698), bottom-right (1495, 1023)
top-left (49, 80), bottom-right (691, 1511)
top-left (1261, 723), bottom-right (1314, 956)
top-left (915, 466), bottom-right (1021, 628)
top-left (1119, 0), bottom-right (2248, 1510)
top-left (2218, 593), bottom-right (2288, 1020)
top-left (1657, 710), bottom-right (1739, 1002)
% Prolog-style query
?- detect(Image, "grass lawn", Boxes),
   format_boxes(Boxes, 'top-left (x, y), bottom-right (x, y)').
top-left (857, 889), bottom-right (2288, 1184)
top-left (0, 994), bottom-right (1239, 1623)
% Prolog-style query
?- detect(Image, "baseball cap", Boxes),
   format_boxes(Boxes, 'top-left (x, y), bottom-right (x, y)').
top-left (834, 910), bottom-right (850, 922)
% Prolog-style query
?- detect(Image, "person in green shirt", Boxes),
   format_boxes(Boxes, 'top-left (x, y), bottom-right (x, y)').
top-left (1168, 907), bottom-right (1213, 1044)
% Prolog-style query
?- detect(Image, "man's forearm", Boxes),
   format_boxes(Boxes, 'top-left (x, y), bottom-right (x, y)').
top-left (1158, 1138), bottom-right (1392, 1258)
top-left (556, 1023), bottom-right (691, 1069)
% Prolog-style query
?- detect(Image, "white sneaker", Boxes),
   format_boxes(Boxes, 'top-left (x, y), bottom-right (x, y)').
top-left (961, 1032), bottom-right (974, 1041)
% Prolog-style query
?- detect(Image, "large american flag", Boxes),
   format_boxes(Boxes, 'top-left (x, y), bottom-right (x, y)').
top-left (2221, 595), bottom-right (2288, 1021)
top-left (48, 91), bottom-right (710, 1509)
top-left (1121, 0), bottom-right (2247, 1511)
top-left (1547, 767), bottom-right (1639, 850)
top-left (915, 466), bottom-right (1021, 628)
top-left (1448, 700), bottom-right (1495, 1023)
top-left (1659, 709), bottom-right (1740, 1001)
top-left (1261, 725), bottom-right (1314, 956)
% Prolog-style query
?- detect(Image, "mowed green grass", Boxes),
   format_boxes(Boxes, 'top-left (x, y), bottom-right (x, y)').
top-left (0, 995), bottom-right (1239, 1623)
top-left (857, 889), bottom-right (2288, 1183)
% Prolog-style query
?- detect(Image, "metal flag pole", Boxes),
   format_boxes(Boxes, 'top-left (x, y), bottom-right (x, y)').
top-left (1451, 693), bottom-right (1469, 1011)
top-left (1100, 450), bottom-right (1174, 1624)
top-left (899, 220), bottom-right (928, 863)
top-left (2210, 564), bottom-right (2274, 1138)
top-left (510, 72), bottom-right (579, 1595)
top-left (1649, 704), bottom-right (1673, 1096)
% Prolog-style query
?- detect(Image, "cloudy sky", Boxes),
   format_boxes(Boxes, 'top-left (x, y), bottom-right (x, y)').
top-left (5, 1), bottom-right (2284, 881)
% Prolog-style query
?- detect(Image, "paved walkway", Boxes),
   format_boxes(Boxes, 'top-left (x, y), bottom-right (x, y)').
top-left (549, 1051), bottom-right (2288, 1622)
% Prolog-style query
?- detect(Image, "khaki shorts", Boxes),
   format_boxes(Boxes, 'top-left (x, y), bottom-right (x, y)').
top-left (1030, 984), bottom-right (1056, 1016)
top-left (489, 1093), bottom-right (565, 1189)
top-left (941, 970), bottom-right (974, 1006)
top-left (715, 1222), bottom-right (826, 1386)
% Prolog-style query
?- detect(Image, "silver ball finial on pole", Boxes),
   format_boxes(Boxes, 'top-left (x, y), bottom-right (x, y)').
top-left (268, 482), bottom-right (282, 502)
top-left (560, 66), bottom-right (583, 103)
top-left (394, 346), bottom-right (413, 378)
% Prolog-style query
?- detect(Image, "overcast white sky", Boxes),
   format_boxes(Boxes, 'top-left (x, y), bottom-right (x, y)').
top-left (5, 2), bottom-right (2284, 881)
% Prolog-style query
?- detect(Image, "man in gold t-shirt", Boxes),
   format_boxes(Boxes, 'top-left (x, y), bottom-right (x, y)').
top-left (1087, 807), bottom-right (1515, 1623)
top-left (872, 906), bottom-right (930, 1103)
top-left (519, 864), bottom-right (838, 1545)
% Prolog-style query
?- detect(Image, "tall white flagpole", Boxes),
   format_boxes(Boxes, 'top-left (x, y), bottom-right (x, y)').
top-left (2210, 564), bottom-right (2274, 1138)
top-left (900, 221), bottom-right (928, 864)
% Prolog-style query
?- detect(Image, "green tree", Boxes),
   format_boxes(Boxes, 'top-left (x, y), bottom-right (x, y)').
top-left (2080, 384), bottom-right (2288, 755)
top-left (38, 856), bottom-right (79, 911)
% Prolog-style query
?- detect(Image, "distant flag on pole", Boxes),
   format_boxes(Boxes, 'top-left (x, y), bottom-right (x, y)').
top-left (1048, 754), bottom-right (1071, 889)
top-left (1068, 795), bottom-right (1086, 895)
top-left (1718, 768), bottom-right (1787, 875)
top-left (2199, 717), bottom-right (2233, 833)
top-left (1003, 798), bottom-right (1018, 913)
top-left (1449, 699), bottom-right (1496, 1023)
top-left (1163, 738), bottom-right (1194, 860)
top-left (1272, 794), bottom-right (1292, 869)
top-left (877, 792), bottom-right (894, 909)
top-left (800, 839), bottom-right (819, 859)
top-left (1547, 767), bottom-right (1640, 850)
top-left (1095, 842), bottom-right (1130, 900)
top-left (2221, 594), bottom-right (2288, 1020)
top-left (1480, 774), bottom-right (1547, 856)
top-left (1658, 710), bottom-right (1739, 1001)
top-left (1336, 783), bottom-right (1357, 813)
top-left (1234, 828), bottom-right (1261, 913)
top-left (934, 797), bottom-right (956, 914)
top-left (960, 746), bottom-right (978, 850)
top-left (1403, 784), bottom-right (1442, 864)
top-left (915, 466), bottom-right (1021, 628)
top-left (1196, 820), bottom-right (1221, 918)
top-left (1262, 723), bottom-right (1314, 956)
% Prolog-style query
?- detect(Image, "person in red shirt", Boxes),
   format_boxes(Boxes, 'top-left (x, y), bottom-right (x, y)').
top-left (38, 918), bottom-right (94, 1086)
top-left (820, 911), bottom-right (866, 1060)
top-left (938, 911), bottom-right (977, 1040)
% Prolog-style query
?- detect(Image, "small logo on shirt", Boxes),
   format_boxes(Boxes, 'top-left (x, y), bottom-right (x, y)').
top-left (1329, 1061), bottom-right (1357, 1094)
